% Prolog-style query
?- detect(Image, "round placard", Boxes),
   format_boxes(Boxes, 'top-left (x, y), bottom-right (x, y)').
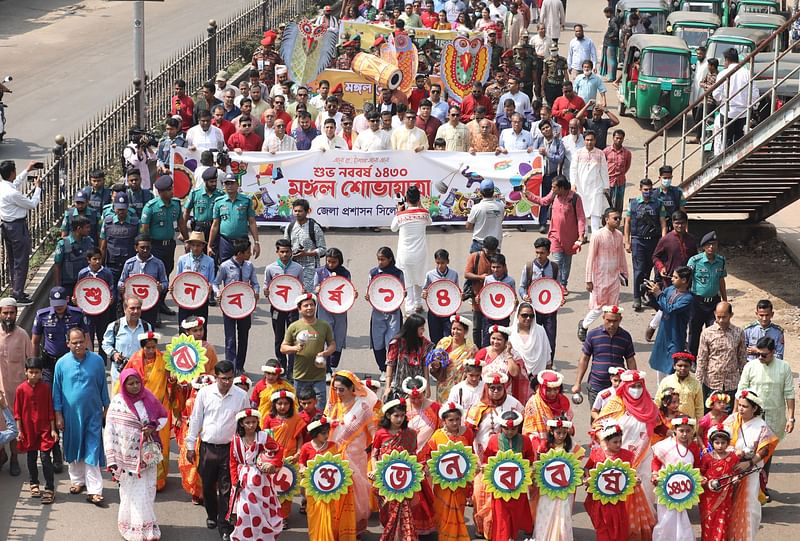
top-left (483, 449), bottom-right (532, 502)
top-left (533, 448), bottom-right (584, 500)
top-left (73, 277), bottom-right (112, 315)
top-left (373, 449), bottom-right (424, 502)
top-left (655, 462), bottom-right (704, 511)
top-left (318, 275), bottom-right (356, 314)
top-left (478, 281), bottom-right (516, 321)
top-left (425, 279), bottom-right (463, 318)
top-left (267, 274), bottom-right (304, 313)
top-left (219, 281), bottom-right (257, 319)
top-left (301, 452), bottom-right (354, 503)
top-left (427, 440), bottom-right (478, 490)
top-left (124, 274), bottom-right (160, 312)
top-left (367, 274), bottom-right (405, 314)
top-left (164, 334), bottom-right (209, 383)
top-left (586, 458), bottom-right (637, 505)
top-left (527, 278), bottom-right (565, 314)
top-left (274, 460), bottom-right (301, 503)
top-left (171, 271), bottom-right (210, 309)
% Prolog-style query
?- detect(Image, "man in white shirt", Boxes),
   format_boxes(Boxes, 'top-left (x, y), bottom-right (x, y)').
top-left (186, 110), bottom-right (226, 151)
top-left (185, 361), bottom-right (249, 537)
top-left (354, 111), bottom-right (392, 151)
top-left (316, 96), bottom-right (344, 132)
top-left (567, 24), bottom-right (598, 77)
top-left (0, 160), bottom-right (41, 303)
top-left (561, 118), bottom-right (584, 181)
top-left (570, 130), bottom-right (609, 233)
top-left (488, 0), bottom-right (508, 22)
top-left (391, 111), bottom-right (428, 151)
top-left (435, 105), bottom-right (470, 151)
top-left (496, 76), bottom-right (532, 118)
top-left (391, 186), bottom-right (432, 313)
top-left (262, 120), bottom-right (298, 153)
top-left (498, 113), bottom-right (535, 152)
top-left (309, 80), bottom-right (330, 115)
top-left (712, 47), bottom-right (760, 147)
top-left (213, 71), bottom-right (239, 101)
top-left (310, 118), bottom-right (348, 151)
top-left (466, 179), bottom-right (506, 252)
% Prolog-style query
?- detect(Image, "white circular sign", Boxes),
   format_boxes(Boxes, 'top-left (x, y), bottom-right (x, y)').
top-left (124, 274), bottom-right (160, 311)
top-left (382, 462), bottom-right (414, 492)
top-left (478, 282), bottom-right (516, 321)
top-left (436, 451), bottom-right (469, 482)
top-left (367, 274), bottom-right (405, 313)
top-left (171, 271), bottom-right (210, 309)
top-left (219, 281), bottom-right (257, 319)
top-left (311, 464), bottom-right (344, 493)
top-left (528, 278), bottom-right (565, 314)
top-left (267, 274), bottom-right (304, 313)
top-left (73, 277), bottom-right (112, 315)
top-left (663, 472), bottom-right (694, 502)
top-left (491, 460), bottom-right (524, 492)
top-left (425, 279), bottom-right (462, 317)
top-left (318, 275), bottom-right (356, 314)
top-left (596, 467), bottom-right (630, 497)
top-left (541, 458), bottom-right (573, 489)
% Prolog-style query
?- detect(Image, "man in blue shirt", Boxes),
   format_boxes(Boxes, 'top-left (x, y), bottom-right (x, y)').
top-left (31, 287), bottom-right (90, 384)
top-left (174, 231), bottom-right (216, 337)
top-left (102, 295), bottom-right (151, 387)
top-left (687, 231), bottom-right (727, 355)
top-left (744, 299), bottom-right (785, 361)
top-left (531, 122), bottom-right (566, 232)
top-left (264, 238), bottom-right (304, 374)
top-left (118, 235), bottom-right (169, 329)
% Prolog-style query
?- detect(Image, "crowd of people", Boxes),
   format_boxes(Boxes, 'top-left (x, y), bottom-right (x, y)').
top-left (0, 1), bottom-right (797, 541)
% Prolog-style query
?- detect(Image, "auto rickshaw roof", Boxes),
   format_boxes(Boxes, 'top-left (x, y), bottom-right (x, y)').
top-left (708, 27), bottom-right (770, 42)
top-left (667, 12), bottom-right (722, 26)
top-left (737, 0), bottom-right (779, 6)
top-left (735, 13), bottom-right (787, 28)
top-left (626, 34), bottom-right (692, 54)
top-left (617, 0), bottom-right (672, 12)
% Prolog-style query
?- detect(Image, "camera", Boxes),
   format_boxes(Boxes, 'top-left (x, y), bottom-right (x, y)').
top-left (640, 278), bottom-right (656, 302)
top-left (214, 149), bottom-right (231, 168)
top-left (128, 127), bottom-right (158, 147)
top-left (114, 355), bottom-right (129, 372)
top-left (395, 192), bottom-right (406, 207)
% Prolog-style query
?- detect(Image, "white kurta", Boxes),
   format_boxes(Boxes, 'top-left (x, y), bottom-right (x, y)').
top-left (391, 206), bottom-right (432, 312)
top-left (540, 0), bottom-right (566, 42)
top-left (570, 147), bottom-right (609, 218)
top-left (651, 438), bottom-right (696, 541)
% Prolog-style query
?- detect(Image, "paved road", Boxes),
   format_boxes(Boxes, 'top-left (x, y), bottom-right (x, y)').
top-left (1, 0), bottom-right (798, 539)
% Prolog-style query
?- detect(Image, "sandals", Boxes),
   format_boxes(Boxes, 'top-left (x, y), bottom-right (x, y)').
top-left (86, 494), bottom-right (105, 506)
top-left (30, 484), bottom-right (41, 498)
top-left (69, 484), bottom-right (85, 495)
top-left (41, 490), bottom-right (54, 505)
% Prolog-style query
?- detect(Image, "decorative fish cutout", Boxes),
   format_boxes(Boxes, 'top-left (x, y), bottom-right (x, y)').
top-left (280, 19), bottom-right (338, 85)
top-left (440, 37), bottom-right (491, 103)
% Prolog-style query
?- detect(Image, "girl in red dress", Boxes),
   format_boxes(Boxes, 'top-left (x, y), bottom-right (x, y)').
top-left (699, 424), bottom-right (739, 541)
top-left (697, 392), bottom-right (731, 449)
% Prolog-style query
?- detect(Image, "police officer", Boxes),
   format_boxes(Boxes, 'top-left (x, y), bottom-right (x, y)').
top-left (118, 235), bottom-right (169, 328)
top-left (654, 165), bottom-right (687, 231)
top-left (126, 168), bottom-right (153, 217)
top-left (53, 215), bottom-right (95, 298)
top-left (100, 193), bottom-right (140, 286)
top-left (623, 178), bottom-right (667, 312)
top-left (60, 191), bottom-right (99, 246)
top-left (687, 231), bottom-right (728, 355)
top-left (183, 167), bottom-right (224, 249)
top-left (101, 182), bottom-right (137, 221)
top-left (542, 43), bottom-right (568, 106)
top-left (208, 173), bottom-right (261, 262)
top-left (744, 299), bottom-right (785, 361)
top-left (516, 43), bottom-right (540, 104)
top-left (141, 174), bottom-right (188, 318)
top-left (81, 169), bottom-right (112, 214)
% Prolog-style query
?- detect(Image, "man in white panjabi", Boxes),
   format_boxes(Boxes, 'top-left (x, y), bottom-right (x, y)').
top-left (390, 111), bottom-right (429, 152)
top-left (570, 130), bottom-right (609, 234)
top-left (390, 185), bottom-right (432, 314)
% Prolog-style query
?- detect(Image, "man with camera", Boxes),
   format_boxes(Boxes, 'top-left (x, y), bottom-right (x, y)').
top-left (123, 128), bottom-right (158, 190)
top-left (102, 296), bottom-right (150, 391)
top-left (0, 159), bottom-right (43, 304)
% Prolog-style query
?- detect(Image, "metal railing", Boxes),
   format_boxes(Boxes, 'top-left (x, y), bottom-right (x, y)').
top-left (643, 10), bottom-right (800, 183)
top-left (0, 0), bottom-right (312, 294)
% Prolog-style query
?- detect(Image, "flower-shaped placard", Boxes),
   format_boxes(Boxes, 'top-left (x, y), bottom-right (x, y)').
top-left (427, 440), bottom-right (478, 490)
top-left (533, 448), bottom-right (584, 500)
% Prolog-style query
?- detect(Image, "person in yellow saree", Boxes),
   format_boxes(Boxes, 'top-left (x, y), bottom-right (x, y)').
top-left (262, 389), bottom-right (306, 519)
top-left (123, 330), bottom-right (185, 492)
top-left (177, 374), bottom-right (215, 504)
top-left (324, 370), bottom-right (378, 537)
top-left (430, 315), bottom-right (477, 402)
top-left (522, 369), bottom-right (575, 453)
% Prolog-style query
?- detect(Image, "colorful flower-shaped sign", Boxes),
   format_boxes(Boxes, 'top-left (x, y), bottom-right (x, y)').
top-left (274, 460), bottom-right (301, 503)
top-left (533, 448), bottom-right (584, 500)
top-left (301, 452), bottom-right (353, 503)
top-left (483, 449), bottom-right (532, 501)
top-left (655, 462), bottom-right (704, 511)
top-left (164, 335), bottom-right (208, 383)
top-left (373, 450), bottom-right (424, 502)
top-left (586, 458), bottom-right (637, 505)
top-left (427, 441), bottom-right (478, 491)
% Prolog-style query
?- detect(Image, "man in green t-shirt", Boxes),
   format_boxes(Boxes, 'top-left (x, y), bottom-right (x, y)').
top-left (280, 293), bottom-right (335, 410)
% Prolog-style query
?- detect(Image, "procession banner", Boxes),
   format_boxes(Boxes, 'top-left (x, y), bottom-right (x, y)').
top-left (308, 69), bottom-right (377, 110)
top-left (172, 147), bottom-right (545, 228)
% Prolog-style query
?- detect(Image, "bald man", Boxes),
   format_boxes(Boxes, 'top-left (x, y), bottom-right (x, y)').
top-left (695, 301), bottom-right (747, 408)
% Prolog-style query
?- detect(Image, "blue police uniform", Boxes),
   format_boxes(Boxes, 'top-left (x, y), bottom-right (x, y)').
top-left (53, 234), bottom-right (96, 297)
top-left (744, 321), bottom-right (785, 360)
top-left (657, 186), bottom-right (686, 229)
top-left (101, 214), bottom-right (140, 284)
top-left (126, 188), bottom-right (153, 216)
top-left (82, 187), bottom-right (112, 213)
top-left (32, 306), bottom-right (89, 374)
top-left (60, 207), bottom-right (100, 244)
top-left (626, 195), bottom-right (666, 305)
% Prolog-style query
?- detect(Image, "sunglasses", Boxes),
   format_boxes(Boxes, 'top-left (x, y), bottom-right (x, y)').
top-left (757, 352), bottom-right (771, 359)
top-left (519, 313), bottom-right (534, 319)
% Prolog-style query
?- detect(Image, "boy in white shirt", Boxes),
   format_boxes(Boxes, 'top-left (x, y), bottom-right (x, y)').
top-left (447, 358), bottom-right (485, 413)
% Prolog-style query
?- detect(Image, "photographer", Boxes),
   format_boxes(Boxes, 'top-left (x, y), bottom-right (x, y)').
top-left (155, 117), bottom-right (187, 174)
top-left (123, 127), bottom-right (158, 190)
top-left (102, 296), bottom-right (151, 390)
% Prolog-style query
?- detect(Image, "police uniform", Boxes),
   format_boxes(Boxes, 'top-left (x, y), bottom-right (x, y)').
top-left (101, 205), bottom-right (140, 286)
top-left (517, 51), bottom-right (539, 100)
top-left (82, 186), bottom-right (112, 213)
top-left (32, 294), bottom-right (89, 379)
top-left (744, 321), bottom-right (785, 360)
top-left (101, 201), bottom-right (137, 222)
top-left (657, 186), bottom-right (686, 230)
top-left (490, 44), bottom-right (505, 72)
top-left (185, 185), bottom-right (224, 241)
top-left (141, 187), bottom-right (182, 279)
top-left (127, 187), bottom-right (153, 217)
top-left (626, 194), bottom-right (666, 307)
top-left (543, 53), bottom-right (568, 106)
top-left (60, 207), bottom-right (100, 245)
top-left (53, 233), bottom-right (96, 297)
top-left (687, 231), bottom-right (727, 354)
top-left (212, 192), bottom-right (255, 262)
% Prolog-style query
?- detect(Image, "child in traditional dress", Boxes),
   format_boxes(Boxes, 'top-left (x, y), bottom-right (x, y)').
top-left (298, 386), bottom-right (322, 442)
top-left (366, 247), bottom-right (404, 380)
top-left (699, 424), bottom-right (739, 541)
top-left (233, 375), bottom-right (252, 393)
top-left (370, 398), bottom-right (418, 541)
top-left (177, 374), bottom-right (215, 505)
top-left (262, 390), bottom-right (306, 520)
top-left (534, 417), bottom-right (585, 541)
top-left (584, 421), bottom-right (635, 541)
top-left (482, 410), bottom-right (534, 541)
top-left (14, 357), bottom-right (58, 505)
top-left (590, 367), bottom-right (624, 421)
top-left (298, 414), bottom-right (357, 540)
top-left (653, 387), bottom-right (681, 444)
top-left (253, 358), bottom-right (295, 412)
top-left (651, 417), bottom-right (702, 541)
top-left (180, 316), bottom-right (219, 374)
top-left (698, 391), bottom-right (730, 449)
top-left (228, 408), bottom-right (283, 541)
top-left (447, 357), bottom-right (485, 413)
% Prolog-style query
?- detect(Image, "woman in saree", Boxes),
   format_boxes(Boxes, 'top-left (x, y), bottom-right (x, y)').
top-left (177, 374), bottom-right (215, 504)
top-left (104, 368), bottom-right (168, 541)
top-left (430, 315), bottom-right (477, 403)
top-left (593, 369), bottom-right (664, 541)
top-left (509, 303), bottom-right (552, 379)
top-left (724, 389), bottom-right (779, 541)
top-left (384, 314), bottom-right (433, 401)
top-left (474, 325), bottom-right (530, 403)
top-left (522, 369), bottom-right (574, 452)
top-left (123, 331), bottom-right (184, 492)
top-left (324, 370), bottom-right (378, 537)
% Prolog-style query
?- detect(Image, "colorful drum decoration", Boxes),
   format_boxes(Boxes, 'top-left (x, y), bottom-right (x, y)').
top-left (527, 278), bottom-right (565, 314)
top-left (171, 271), bottom-right (210, 310)
top-left (163, 335), bottom-right (209, 383)
top-left (425, 279), bottom-right (462, 318)
top-left (586, 458), bottom-right (637, 505)
top-left (427, 440), bottom-right (478, 490)
top-left (373, 449), bottom-right (424, 502)
top-left (301, 452), bottom-right (354, 503)
top-left (73, 277), bottom-right (112, 315)
top-left (219, 281), bottom-right (257, 319)
top-left (483, 449), bottom-right (532, 501)
top-left (533, 448), bottom-right (584, 500)
top-left (367, 274), bottom-right (405, 313)
top-left (124, 274), bottom-right (160, 312)
top-left (318, 275), bottom-right (356, 314)
top-left (655, 462), bottom-right (704, 511)
top-left (274, 460), bottom-right (301, 503)
top-left (267, 274), bottom-right (304, 313)
top-left (478, 281), bottom-right (516, 321)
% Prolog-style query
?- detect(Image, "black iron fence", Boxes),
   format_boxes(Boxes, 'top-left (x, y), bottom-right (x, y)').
top-left (1, 0), bottom-right (312, 294)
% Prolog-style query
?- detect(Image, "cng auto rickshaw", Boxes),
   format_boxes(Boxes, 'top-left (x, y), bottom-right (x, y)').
top-left (705, 27), bottom-right (769, 62)
top-left (735, 13), bottom-right (788, 50)
top-left (618, 34), bottom-right (692, 127)
top-left (734, 0), bottom-right (780, 17)
top-left (678, 0), bottom-right (730, 26)
top-left (666, 11), bottom-right (721, 63)
top-left (617, 0), bottom-right (673, 34)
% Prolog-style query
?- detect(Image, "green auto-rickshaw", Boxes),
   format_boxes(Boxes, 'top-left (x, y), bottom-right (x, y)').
top-left (735, 13), bottom-right (787, 50)
top-left (706, 27), bottom-right (769, 62)
top-left (617, 0), bottom-right (673, 34)
top-left (618, 34), bottom-right (692, 127)
top-left (734, 0), bottom-right (780, 17)
top-left (678, 0), bottom-right (730, 26)
top-left (667, 11), bottom-right (721, 63)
